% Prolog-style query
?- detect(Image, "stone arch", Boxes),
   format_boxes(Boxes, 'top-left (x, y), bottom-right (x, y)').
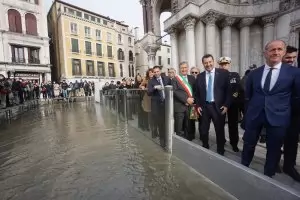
top-left (142, 0), bottom-right (172, 37)
top-left (25, 13), bottom-right (37, 35)
top-left (153, 0), bottom-right (171, 36)
top-left (8, 9), bottom-right (22, 33)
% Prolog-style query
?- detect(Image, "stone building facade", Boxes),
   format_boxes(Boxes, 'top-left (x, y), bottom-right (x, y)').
top-left (140, 0), bottom-right (300, 73)
top-left (0, 0), bottom-right (51, 82)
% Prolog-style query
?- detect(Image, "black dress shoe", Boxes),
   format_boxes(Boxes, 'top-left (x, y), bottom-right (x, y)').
top-left (202, 143), bottom-right (209, 149)
top-left (232, 146), bottom-right (240, 152)
top-left (283, 167), bottom-right (300, 182)
top-left (217, 150), bottom-right (225, 156)
top-left (276, 165), bottom-right (282, 173)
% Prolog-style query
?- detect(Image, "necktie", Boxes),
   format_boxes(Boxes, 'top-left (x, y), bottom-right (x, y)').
top-left (158, 77), bottom-right (165, 100)
top-left (206, 73), bottom-right (213, 102)
top-left (263, 68), bottom-right (274, 92)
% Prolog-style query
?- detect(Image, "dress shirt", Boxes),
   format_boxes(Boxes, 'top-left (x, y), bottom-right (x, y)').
top-left (205, 67), bottom-right (215, 101)
top-left (261, 62), bottom-right (281, 91)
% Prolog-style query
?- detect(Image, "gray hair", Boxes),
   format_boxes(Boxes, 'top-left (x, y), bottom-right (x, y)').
top-left (264, 39), bottom-right (286, 51)
top-left (179, 61), bottom-right (189, 68)
top-left (168, 68), bottom-right (176, 73)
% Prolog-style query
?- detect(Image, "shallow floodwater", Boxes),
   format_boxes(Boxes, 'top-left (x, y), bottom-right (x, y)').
top-left (0, 102), bottom-right (236, 200)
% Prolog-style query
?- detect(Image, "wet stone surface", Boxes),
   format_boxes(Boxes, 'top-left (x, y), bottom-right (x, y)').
top-left (0, 103), bottom-right (235, 200)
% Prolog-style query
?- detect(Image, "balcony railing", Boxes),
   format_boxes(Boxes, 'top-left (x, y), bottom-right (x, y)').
top-left (12, 57), bottom-right (25, 63)
top-left (28, 58), bottom-right (40, 64)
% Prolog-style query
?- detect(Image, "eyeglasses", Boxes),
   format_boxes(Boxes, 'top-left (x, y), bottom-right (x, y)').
top-left (191, 72), bottom-right (198, 74)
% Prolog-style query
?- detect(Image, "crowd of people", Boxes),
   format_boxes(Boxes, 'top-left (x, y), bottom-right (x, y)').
top-left (103, 40), bottom-right (300, 183)
top-left (0, 79), bottom-right (95, 109)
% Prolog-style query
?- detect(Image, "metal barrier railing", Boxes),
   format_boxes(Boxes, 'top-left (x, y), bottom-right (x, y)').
top-left (100, 87), bottom-right (173, 152)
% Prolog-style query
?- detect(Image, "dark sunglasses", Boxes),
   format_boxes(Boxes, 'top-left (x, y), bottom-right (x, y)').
top-left (191, 71), bottom-right (198, 74)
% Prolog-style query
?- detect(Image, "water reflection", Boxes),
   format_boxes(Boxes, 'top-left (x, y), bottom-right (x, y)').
top-left (0, 103), bottom-right (235, 200)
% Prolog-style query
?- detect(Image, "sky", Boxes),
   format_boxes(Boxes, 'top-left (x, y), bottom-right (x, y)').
top-left (44, 0), bottom-right (170, 42)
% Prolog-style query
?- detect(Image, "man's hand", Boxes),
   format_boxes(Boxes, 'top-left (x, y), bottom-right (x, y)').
top-left (197, 107), bottom-right (202, 116)
top-left (187, 97), bottom-right (194, 105)
top-left (154, 85), bottom-right (163, 90)
top-left (220, 106), bottom-right (228, 115)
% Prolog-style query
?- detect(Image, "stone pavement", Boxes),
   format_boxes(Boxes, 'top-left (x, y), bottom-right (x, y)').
top-left (192, 123), bottom-right (300, 191)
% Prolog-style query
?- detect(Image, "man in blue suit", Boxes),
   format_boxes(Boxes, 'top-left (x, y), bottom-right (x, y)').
top-left (241, 40), bottom-right (300, 177)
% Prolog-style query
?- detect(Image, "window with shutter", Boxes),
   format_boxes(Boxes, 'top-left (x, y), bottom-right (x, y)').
top-left (96, 44), bottom-right (102, 56)
top-left (8, 9), bottom-right (22, 33)
top-left (97, 62), bottom-right (105, 76)
top-left (72, 59), bottom-right (81, 76)
top-left (71, 39), bottom-right (79, 53)
top-left (25, 13), bottom-right (37, 35)
top-left (107, 46), bottom-right (112, 58)
top-left (86, 60), bottom-right (95, 76)
top-left (85, 41), bottom-right (92, 55)
top-left (120, 64), bottom-right (123, 77)
top-left (108, 63), bottom-right (115, 77)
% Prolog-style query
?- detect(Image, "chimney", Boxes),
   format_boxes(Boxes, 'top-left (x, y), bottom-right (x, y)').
top-left (134, 27), bottom-right (139, 41)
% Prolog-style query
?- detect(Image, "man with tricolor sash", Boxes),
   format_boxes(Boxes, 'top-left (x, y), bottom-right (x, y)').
top-left (171, 61), bottom-right (197, 140)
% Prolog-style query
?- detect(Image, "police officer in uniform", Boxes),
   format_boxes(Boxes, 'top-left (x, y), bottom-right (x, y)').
top-left (218, 57), bottom-right (240, 152)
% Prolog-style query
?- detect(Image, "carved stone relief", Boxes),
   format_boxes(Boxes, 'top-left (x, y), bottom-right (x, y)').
top-left (183, 17), bottom-right (196, 30)
top-left (221, 17), bottom-right (236, 28)
top-left (239, 18), bottom-right (255, 28)
top-left (171, 0), bottom-right (179, 13)
top-left (201, 11), bottom-right (221, 25)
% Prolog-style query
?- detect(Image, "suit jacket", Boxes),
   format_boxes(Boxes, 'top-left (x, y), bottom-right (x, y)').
top-left (245, 63), bottom-right (299, 127)
top-left (291, 67), bottom-right (300, 116)
top-left (172, 74), bottom-right (196, 113)
top-left (195, 68), bottom-right (231, 114)
top-left (147, 76), bottom-right (171, 102)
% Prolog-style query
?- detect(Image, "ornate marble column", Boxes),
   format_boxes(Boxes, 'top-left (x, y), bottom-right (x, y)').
top-left (239, 18), bottom-right (254, 74)
top-left (202, 11), bottom-right (221, 60)
top-left (140, 0), bottom-right (148, 33)
top-left (262, 16), bottom-right (276, 47)
top-left (167, 27), bottom-right (179, 71)
top-left (183, 17), bottom-right (196, 67)
top-left (141, 33), bottom-right (160, 68)
top-left (221, 17), bottom-right (236, 58)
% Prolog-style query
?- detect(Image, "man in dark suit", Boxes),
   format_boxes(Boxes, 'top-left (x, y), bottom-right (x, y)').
top-left (280, 46), bottom-right (300, 182)
top-left (147, 66), bottom-right (171, 147)
top-left (241, 40), bottom-right (300, 177)
top-left (195, 54), bottom-right (231, 155)
top-left (172, 62), bottom-right (196, 140)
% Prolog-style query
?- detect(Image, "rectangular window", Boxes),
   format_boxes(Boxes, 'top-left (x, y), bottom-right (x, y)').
top-left (70, 22), bottom-right (77, 34)
top-left (76, 11), bottom-right (82, 17)
top-left (84, 26), bottom-right (91, 37)
top-left (28, 47), bottom-right (40, 64)
top-left (158, 56), bottom-right (162, 65)
top-left (85, 41), bottom-right (92, 55)
top-left (72, 59), bottom-right (81, 76)
top-left (95, 29), bottom-right (101, 40)
top-left (96, 44), bottom-right (102, 56)
top-left (103, 20), bottom-right (108, 25)
top-left (108, 63), bottom-right (115, 77)
top-left (86, 60), bottom-right (95, 76)
top-left (71, 38), bottom-right (79, 53)
top-left (107, 46), bottom-right (112, 58)
top-left (97, 62), bottom-right (105, 76)
top-left (68, 8), bottom-right (75, 15)
top-left (91, 16), bottom-right (95, 22)
top-left (11, 45), bottom-right (25, 63)
top-left (167, 48), bottom-right (170, 53)
top-left (84, 13), bottom-right (89, 20)
top-left (107, 32), bottom-right (112, 43)
top-left (34, 0), bottom-right (39, 5)
top-left (97, 18), bottom-right (101, 23)
top-left (168, 58), bottom-right (170, 65)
